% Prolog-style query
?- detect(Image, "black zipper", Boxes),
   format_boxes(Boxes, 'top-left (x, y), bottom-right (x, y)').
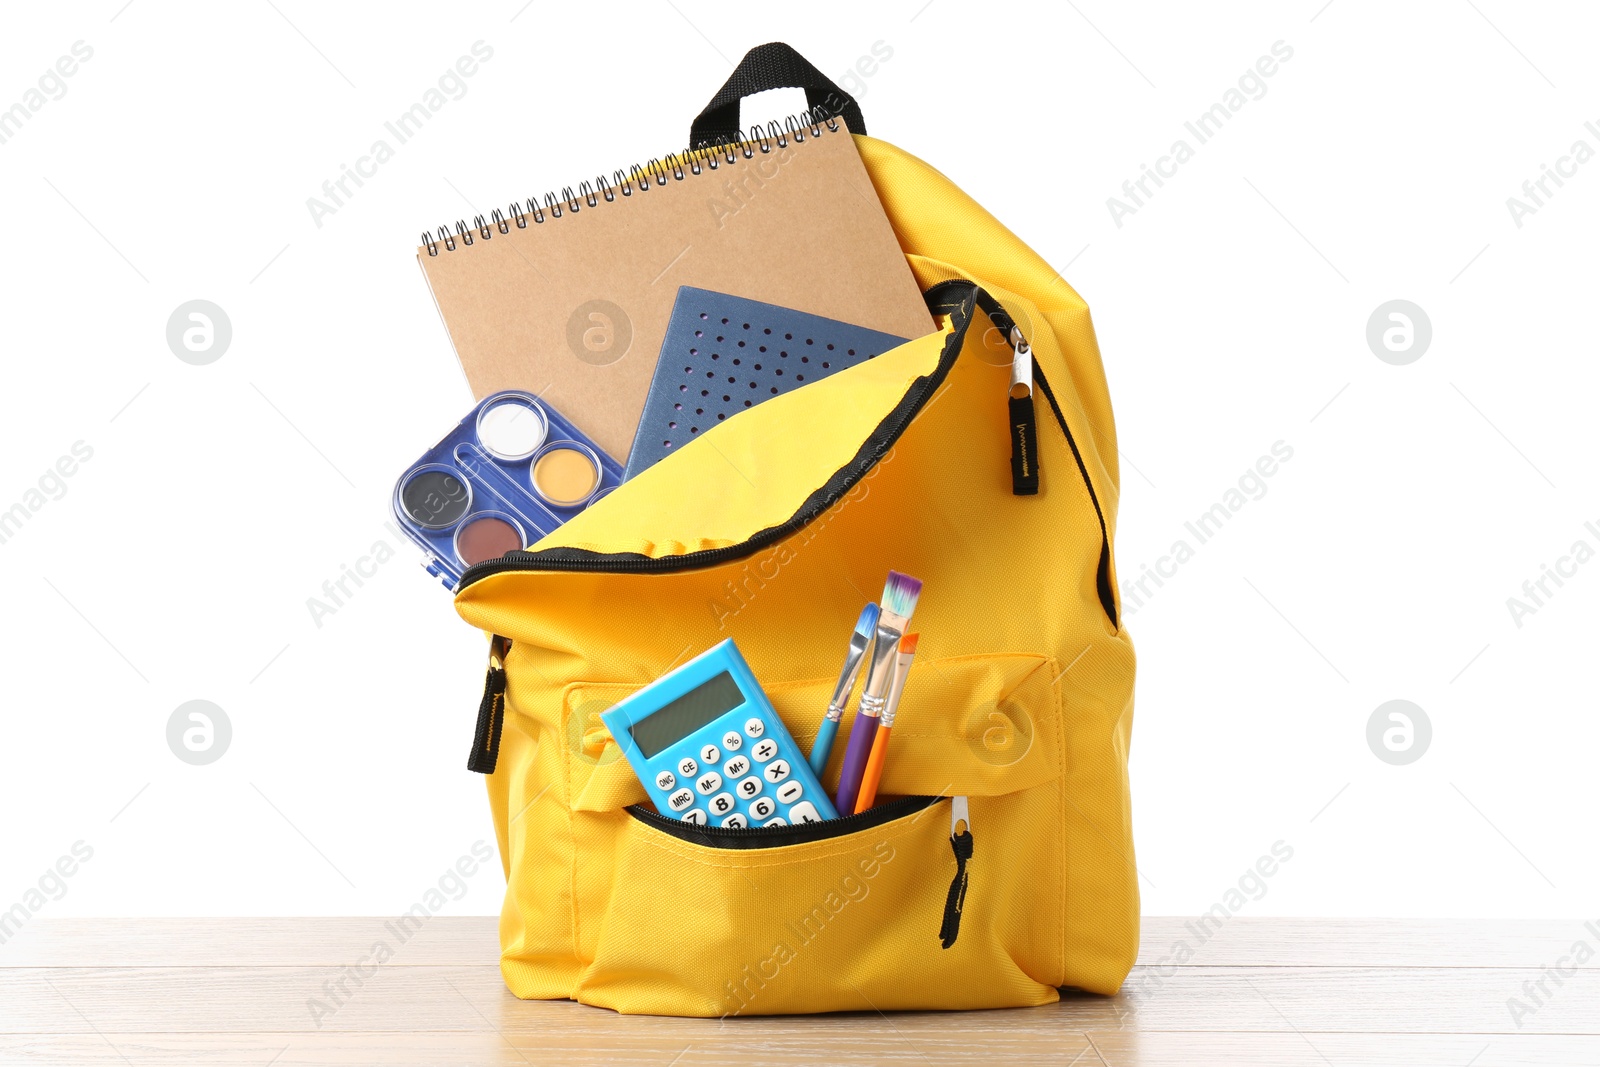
top-left (930, 281), bottom-right (1118, 628)
top-left (1031, 361), bottom-right (1117, 628)
top-left (939, 795), bottom-right (974, 949)
top-left (627, 794), bottom-right (939, 849)
top-left (456, 283), bottom-right (971, 588)
top-left (455, 277), bottom-right (1118, 632)
top-left (465, 635), bottom-right (508, 774)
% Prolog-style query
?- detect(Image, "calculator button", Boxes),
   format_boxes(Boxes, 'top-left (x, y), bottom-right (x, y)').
top-left (700, 744), bottom-right (721, 764)
top-left (751, 738), bottom-right (778, 762)
top-left (763, 817), bottom-right (787, 827)
top-left (720, 813), bottom-right (748, 829)
top-left (788, 801), bottom-right (822, 824)
top-left (737, 776), bottom-right (763, 799)
top-left (763, 759), bottom-right (791, 784)
top-left (722, 731), bottom-right (743, 752)
top-left (667, 788), bottom-right (695, 811)
top-left (723, 756), bottom-right (750, 779)
top-left (708, 792), bottom-right (735, 816)
top-left (681, 808), bottom-right (706, 825)
top-left (744, 718), bottom-right (765, 738)
top-left (750, 797), bottom-right (776, 820)
top-left (677, 757), bottom-right (698, 777)
top-left (695, 772), bottom-right (723, 795)
top-left (654, 771), bottom-right (676, 791)
top-left (776, 780), bottom-right (804, 804)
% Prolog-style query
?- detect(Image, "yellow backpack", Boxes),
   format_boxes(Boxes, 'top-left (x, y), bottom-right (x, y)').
top-left (452, 44), bottom-right (1137, 1016)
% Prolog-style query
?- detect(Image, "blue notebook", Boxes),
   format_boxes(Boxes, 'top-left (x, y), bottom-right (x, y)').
top-left (624, 287), bottom-right (910, 480)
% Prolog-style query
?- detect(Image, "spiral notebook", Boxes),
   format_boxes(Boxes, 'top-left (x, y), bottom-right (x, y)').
top-left (416, 115), bottom-right (932, 460)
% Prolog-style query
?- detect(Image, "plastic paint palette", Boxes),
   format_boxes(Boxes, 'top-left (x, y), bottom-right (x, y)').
top-left (392, 390), bottom-right (623, 590)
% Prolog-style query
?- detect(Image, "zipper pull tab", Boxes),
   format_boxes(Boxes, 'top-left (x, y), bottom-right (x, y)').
top-left (1007, 326), bottom-right (1040, 496)
top-left (940, 796), bottom-right (973, 949)
top-left (467, 635), bottom-right (509, 774)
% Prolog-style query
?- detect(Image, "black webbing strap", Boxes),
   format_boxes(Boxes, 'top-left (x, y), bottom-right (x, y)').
top-left (689, 42), bottom-right (866, 146)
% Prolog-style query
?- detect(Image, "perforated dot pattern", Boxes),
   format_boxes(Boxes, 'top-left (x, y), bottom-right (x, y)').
top-left (624, 288), bottom-right (915, 481)
top-left (653, 307), bottom-right (891, 458)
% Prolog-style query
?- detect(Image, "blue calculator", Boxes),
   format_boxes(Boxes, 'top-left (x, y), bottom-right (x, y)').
top-left (601, 640), bottom-right (838, 827)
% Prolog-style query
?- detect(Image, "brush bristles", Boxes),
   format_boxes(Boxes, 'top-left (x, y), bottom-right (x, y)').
top-left (899, 632), bottom-right (919, 654)
top-left (881, 571), bottom-right (923, 619)
top-left (853, 602), bottom-right (880, 638)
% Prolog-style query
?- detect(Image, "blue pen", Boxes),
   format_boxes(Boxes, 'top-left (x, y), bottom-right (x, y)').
top-left (809, 604), bottom-right (879, 778)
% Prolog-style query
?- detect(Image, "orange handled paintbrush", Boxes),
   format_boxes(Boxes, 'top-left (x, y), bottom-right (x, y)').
top-left (853, 633), bottom-right (918, 814)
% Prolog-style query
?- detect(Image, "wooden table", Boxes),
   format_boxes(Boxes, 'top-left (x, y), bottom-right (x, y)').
top-left (3, 918), bottom-right (1595, 1064)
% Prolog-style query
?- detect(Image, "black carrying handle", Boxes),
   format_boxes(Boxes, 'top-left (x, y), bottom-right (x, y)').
top-left (689, 42), bottom-right (866, 147)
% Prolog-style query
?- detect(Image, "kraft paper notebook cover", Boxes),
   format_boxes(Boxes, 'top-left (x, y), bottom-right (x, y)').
top-left (416, 122), bottom-right (932, 460)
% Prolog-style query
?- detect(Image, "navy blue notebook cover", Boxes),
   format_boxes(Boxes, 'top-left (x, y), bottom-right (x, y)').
top-left (624, 286), bottom-right (911, 480)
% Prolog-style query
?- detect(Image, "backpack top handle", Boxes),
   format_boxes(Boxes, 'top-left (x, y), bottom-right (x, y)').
top-left (689, 41), bottom-right (867, 147)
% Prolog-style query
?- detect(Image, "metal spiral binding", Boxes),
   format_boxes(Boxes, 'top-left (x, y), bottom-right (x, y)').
top-left (420, 107), bottom-right (841, 255)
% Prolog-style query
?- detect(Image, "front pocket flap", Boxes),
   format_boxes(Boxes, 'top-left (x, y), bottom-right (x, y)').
top-left (568, 652), bottom-right (1060, 812)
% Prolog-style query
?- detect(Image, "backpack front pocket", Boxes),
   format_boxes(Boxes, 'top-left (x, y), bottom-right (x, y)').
top-left (577, 791), bottom-right (1060, 1016)
top-left (549, 651), bottom-right (1067, 1016)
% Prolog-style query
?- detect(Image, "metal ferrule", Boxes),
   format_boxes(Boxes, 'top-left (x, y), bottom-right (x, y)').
top-left (825, 630), bottom-right (874, 723)
top-left (857, 621), bottom-right (903, 718)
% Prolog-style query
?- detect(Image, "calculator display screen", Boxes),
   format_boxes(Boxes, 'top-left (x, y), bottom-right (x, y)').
top-left (631, 671), bottom-right (746, 758)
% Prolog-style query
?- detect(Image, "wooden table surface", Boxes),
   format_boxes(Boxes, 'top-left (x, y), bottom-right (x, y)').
top-left (3, 918), bottom-right (1596, 1065)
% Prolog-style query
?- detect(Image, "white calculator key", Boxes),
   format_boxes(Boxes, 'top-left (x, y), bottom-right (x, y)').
top-left (762, 759), bottom-right (791, 784)
top-left (708, 792), bottom-right (736, 816)
top-left (744, 717), bottom-right (765, 738)
top-left (681, 808), bottom-right (707, 825)
top-left (700, 744), bottom-right (721, 764)
top-left (723, 756), bottom-right (750, 779)
top-left (737, 776), bottom-right (762, 799)
top-left (722, 731), bottom-right (743, 752)
top-left (654, 771), bottom-right (676, 791)
top-left (695, 771), bottom-right (723, 795)
top-left (677, 757), bottom-right (698, 777)
top-left (750, 797), bottom-right (776, 820)
top-left (763, 817), bottom-right (787, 827)
top-left (720, 813), bottom-right (748, 829)
top-left (751, 738), bottom-right (778, 762)
top-left (667, 788), bottom-right (695, 811)
top-left (788, 801), bottom-right (822, 824)
top-left (776, 780), bottom-right (804, 804)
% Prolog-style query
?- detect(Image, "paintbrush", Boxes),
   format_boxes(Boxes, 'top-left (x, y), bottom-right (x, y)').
top-left (809, 603), bottom-right (879, 777)
top-left (853, 632), bottom-right (919, 813)
top-left (834, 571), bottom-right (923, 814)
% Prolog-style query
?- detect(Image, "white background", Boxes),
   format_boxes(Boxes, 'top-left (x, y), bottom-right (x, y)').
top-left (1, 0), bottom-right (1595, 922)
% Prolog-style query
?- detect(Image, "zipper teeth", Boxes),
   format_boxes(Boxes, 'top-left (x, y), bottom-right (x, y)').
top-left (455, 297), bottom-right (969, 589)
top-left (455, 280), bottom-right (1097, 594)
top-left (461, 370), bottom-right (942, 583)
top-left (628, 794), bottom-right (939, 847)
top-left (1029, 361), bottom-right (1118, 628)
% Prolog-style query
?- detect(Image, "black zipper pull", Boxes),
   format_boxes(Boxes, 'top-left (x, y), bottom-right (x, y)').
top-left (939, 796), bottom-right (973, 948)
top-left (1007, 326), bottom-right (1040, 496)
top-left (467, 635), bottom-right (509, 774)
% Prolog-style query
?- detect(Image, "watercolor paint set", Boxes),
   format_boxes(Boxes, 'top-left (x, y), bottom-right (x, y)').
top-left (391, 390), bottom-right (622, 590)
